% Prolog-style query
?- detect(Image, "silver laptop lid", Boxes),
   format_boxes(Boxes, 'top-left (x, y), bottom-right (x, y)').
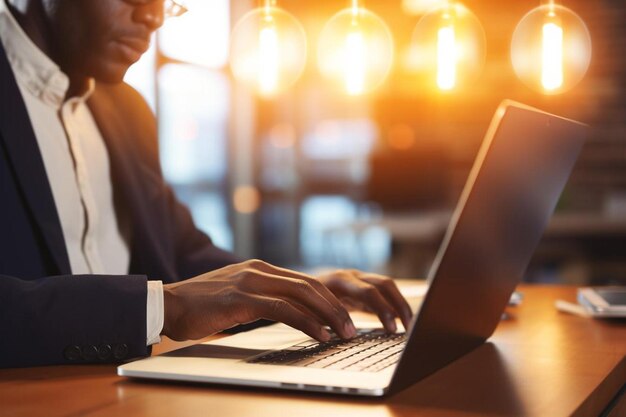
top-left (388, 100), bottom-right (587, 395)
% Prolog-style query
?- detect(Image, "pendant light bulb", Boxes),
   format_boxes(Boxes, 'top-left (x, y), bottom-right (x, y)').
top-left (230, 2), bottom-right (307, 97)
top-left (511, 2), bottom-right (591, 95)
top-left (317, 1), bottom-right (394, 96)
top-left (409, 2), bottom-right (486, 92)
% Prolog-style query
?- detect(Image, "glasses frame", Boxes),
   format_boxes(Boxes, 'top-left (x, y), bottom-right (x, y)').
top-left (164, 0), bottom-right (188, 19)
top-left (123, 0), bottom-right (188, 19)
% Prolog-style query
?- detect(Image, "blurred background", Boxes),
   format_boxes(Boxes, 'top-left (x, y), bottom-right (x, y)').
top-left (124, 0), bottom-right (625, 285)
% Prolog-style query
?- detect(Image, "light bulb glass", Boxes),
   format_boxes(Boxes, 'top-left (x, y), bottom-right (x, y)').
top-left (409, 3), bottom-right (486, 91)
top-left (317, 7), bottom-right (394, 96)
top-left (230, 6), bottom-right (307, 97)
top-left (511, 4), bottom-right (591, 95)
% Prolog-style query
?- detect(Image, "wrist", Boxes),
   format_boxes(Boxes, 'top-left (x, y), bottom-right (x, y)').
top-left (162, 285), bottom-right (180, 339)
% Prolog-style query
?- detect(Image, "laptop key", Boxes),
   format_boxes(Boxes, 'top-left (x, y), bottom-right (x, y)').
top-left (248, 330), bottom-right (407, 372)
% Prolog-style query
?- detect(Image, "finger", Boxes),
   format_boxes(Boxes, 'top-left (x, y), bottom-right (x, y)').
top-left (340, 280), bottom-right (399, 333)
top-left (245, 261), bottom-right (357, 337)
top-left (251, 294), bottom-right (332, 342)
top-left (249, 259), bottom-right (317, 282)
top-left (361, 276), bottom-right (413, 330)
top-left (240, 271), bottom-right (356, 339)
top-left (252, 261), bottom-right (347, 309)
top-left (339, 296), bottom-right (368, 312)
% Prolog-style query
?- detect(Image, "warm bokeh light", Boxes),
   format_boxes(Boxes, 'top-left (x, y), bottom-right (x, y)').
top-left (511, 3), bottom-right (591, 95)
top-left (542, 18), bottom-right (563, 91)
top-left (387, 124), bottom-right (416, 150)
top-left (437, 20), bottom-right (456, 90)
top-left (317, 3), bottom-right (394, 96)
top-left (402, 0), bottom-right (448, 15)
top-left (409, 2), bottom-right (486, 92)
top-left (258, 25), bottom-right (279, 94)
top-left (230, 4), bottom-right (307, 97)
top-left (233, 185), bottom-right (261, 214)
top-left (345, 30), bottom-right (367, 95)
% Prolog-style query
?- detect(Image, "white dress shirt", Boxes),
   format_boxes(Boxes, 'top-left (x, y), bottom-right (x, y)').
top-left (0, 1), bottom-right (163, 345)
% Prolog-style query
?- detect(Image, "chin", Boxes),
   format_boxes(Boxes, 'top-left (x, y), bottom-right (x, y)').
top-left (91, 62), bottom-right (131, 85)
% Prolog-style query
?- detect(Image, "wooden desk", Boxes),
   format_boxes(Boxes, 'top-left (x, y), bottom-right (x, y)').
top-left (1, 285), bottom-right (625, 417)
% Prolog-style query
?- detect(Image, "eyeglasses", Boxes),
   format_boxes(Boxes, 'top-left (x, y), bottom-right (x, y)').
top-left (123, 0), bottom-right (188, 19)
top-left (164, 0), bottom-right (187, 19)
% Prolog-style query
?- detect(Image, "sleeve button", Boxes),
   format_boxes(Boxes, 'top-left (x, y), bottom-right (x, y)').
top-left (81, 345), bottom-right (98, 361)
top-left (97, 344), bottom-right (112, 361)
top-left (63, 345), bottom-right (82, 361)
top-left (112, 343), bottom-right (129, 360)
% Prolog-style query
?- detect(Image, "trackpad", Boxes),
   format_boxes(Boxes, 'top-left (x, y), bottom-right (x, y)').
top-left (206, 323), bottom-right (312, 351)
top-left (162, 344), bottom-right (267, 360)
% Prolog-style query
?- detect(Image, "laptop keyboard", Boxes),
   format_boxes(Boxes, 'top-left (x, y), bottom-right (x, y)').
top-left (247, 329), bottom-right (406, 372)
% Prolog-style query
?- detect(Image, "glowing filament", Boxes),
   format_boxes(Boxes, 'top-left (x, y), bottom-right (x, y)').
top-left (258, 25), bottom-right (279, 95)
top-left (541, 22), bottom-right (563, 91)
top-left (437, 24), bottom-right (456, 90)
top-left (344, 30), bottom-right (367, 95)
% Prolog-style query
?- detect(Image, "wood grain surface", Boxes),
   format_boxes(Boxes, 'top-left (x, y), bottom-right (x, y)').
top-left (1, 285), bottom-right (624, 417)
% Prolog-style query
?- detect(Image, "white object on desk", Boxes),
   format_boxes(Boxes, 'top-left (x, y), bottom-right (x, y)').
top-left (555, 300), bottom-right (593, 318)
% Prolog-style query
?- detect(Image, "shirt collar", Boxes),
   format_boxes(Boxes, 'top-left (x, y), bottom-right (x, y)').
top-left (0, 1), bottom-right (94, 109)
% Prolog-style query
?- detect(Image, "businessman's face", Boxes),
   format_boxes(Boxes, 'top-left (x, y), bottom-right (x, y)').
top-left (41, 0), bottom-right (164, 83)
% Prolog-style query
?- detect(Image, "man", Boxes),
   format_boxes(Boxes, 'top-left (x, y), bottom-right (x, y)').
top-left (0, 0), bottom-right (412, 368)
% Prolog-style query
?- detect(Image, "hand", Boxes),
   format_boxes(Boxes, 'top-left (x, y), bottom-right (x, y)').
top-left (162, 260), bottom-right (357, 342)
top-left (316, 270), bottom-right (413, 333)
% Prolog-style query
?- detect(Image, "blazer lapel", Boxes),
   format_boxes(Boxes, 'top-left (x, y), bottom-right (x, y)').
top-left (88, 84), bottom-right (178, 281)
top-left (0, 43), bottom-right (71, 275)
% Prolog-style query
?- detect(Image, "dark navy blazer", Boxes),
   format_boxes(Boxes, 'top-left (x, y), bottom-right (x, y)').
top-left (0, 42), bottom-right (240, 368)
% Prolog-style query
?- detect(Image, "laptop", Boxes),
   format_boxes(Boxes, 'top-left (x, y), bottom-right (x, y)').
top-left (118, 100), bottom-right (587, 396)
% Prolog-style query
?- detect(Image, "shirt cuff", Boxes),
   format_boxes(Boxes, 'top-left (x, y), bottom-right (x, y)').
top-left (146, 280), bottom-right (164, 346)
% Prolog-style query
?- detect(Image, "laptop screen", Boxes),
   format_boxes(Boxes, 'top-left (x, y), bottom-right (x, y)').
top-left (389, 100), bottom-right (587, 394)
